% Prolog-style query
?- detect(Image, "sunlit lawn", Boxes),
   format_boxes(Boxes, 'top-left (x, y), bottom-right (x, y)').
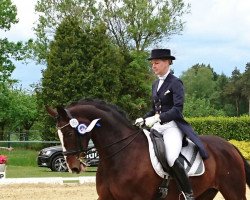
top-left (1, 147), bottom-right (96, 178)
top-left (6, 165), bottom-right (97, 178)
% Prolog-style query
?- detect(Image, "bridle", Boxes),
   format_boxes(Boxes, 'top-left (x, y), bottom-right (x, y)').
top-left (56, 109), bottom-right (100, 156)
top-left (57, 122), bottom-right (88, 156)
top-left (57, 109), bottom-right (142, 160)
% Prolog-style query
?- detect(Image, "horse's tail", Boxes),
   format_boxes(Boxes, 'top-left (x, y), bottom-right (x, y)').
top-left (233, 145), bottom-right (250, 187)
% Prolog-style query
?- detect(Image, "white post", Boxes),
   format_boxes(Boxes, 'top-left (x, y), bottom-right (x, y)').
top-left (0, 164), bottom-right (6, 179)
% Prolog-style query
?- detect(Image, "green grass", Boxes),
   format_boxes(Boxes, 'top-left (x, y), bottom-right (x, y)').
top-left (4, 148), bottom-right (38, 167)
top-left (6, 165), bottom-right (97, 178)
top-left (1, 147), bottom-right (97, 178)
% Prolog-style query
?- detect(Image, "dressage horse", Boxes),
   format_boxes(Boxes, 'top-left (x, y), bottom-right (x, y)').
top-left (46, 99), bottom-right (250, 200)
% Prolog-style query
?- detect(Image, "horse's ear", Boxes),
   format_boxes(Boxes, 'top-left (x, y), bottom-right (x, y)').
top-left (56, 106), bottom-right (68, 119)
top-left (45, 105), bottom-right (58, 118)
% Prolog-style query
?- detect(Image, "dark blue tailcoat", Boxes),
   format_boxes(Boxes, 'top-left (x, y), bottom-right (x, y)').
top-left (144, 73), bottom-right (208, 159)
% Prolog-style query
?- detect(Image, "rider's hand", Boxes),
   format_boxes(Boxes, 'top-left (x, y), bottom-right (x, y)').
top-left (135, 117), bottom-right (144, 126)
top-left (145, 114), bottom-right (161, 128)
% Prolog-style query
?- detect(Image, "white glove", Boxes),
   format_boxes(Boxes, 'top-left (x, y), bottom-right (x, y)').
top-left (134, 117), bottom-right (144, 126)
top-left (145, 114), bottom-right (161, 128)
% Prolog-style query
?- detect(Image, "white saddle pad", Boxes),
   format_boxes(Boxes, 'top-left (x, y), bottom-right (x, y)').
top-left (143, 129), bottom-right (205, 179)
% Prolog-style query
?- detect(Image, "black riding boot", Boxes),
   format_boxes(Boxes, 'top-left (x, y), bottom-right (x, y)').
top-left (171, 158), bottom-right (195, 200)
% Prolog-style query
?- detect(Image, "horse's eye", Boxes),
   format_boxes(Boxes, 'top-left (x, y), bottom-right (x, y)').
top-left (64, 131), bottom-right (74, 137)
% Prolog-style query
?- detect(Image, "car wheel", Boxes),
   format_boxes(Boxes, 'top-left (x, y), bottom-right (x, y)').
top-left (50, 155), bottom-right (68, 172)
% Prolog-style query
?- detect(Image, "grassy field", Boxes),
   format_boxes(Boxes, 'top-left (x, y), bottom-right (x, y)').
top-left (6, 165), bottom-right (97, 178)
top-left (1, 147), bottom-right (97, 178)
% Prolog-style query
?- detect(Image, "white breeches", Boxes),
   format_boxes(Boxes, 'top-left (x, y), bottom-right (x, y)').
top-left (152, 121), bottom-right (184, 167)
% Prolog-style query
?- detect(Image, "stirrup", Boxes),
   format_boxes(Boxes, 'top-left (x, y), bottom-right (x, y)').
top-left (183, 192), bottom-right (195, 200)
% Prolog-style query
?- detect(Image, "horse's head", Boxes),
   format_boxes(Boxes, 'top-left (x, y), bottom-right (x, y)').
top-left (46, 105), bottom-right (101, 173)
top-left (46, 99), bottom-right (139, 173)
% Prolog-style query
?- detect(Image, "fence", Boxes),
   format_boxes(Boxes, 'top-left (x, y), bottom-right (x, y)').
top-left (0, 131), bottom-right (60, 149)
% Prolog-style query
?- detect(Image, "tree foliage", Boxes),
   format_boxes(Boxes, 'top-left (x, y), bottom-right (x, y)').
top-left (117, 50), bottom-right (153, 118)
top-left (0, 0), bottom-right (18, 85)
top-left (241, 63), bottom-right (250, 115)
top-left (33, 0), bottom-right (99, 64)
top-left (180, 64), bottom-right (216, 99)
top-left (223, 68), bottom-right (244, 116)
top-left (37, 17), bottom-right (125, 139)
top-left (0, 0), bottom-right (18, 30)
top-left (0, 0), bottom-right (20, 139)
top-left (183, 96), bottom-right (225, 117)
top-left (40, 17), bottom-right (123, 107)
top-left (0, 0), bottom-right (30, 86)
top-left (0, 85), bottom-right (38, 140)
top-left (33, 0), bottom-right (189, 63)
top-left (101, 0), bottom-right (189, 51)
top-left (180, 63), bottom-right (249, 117)
top-left (0, 0), bottom-right (38, 140)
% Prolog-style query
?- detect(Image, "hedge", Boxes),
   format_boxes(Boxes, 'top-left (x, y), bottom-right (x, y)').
top-left (186, 116), bottom-right (250, 141)
top-left (229, 140), bottom-right (250, 160)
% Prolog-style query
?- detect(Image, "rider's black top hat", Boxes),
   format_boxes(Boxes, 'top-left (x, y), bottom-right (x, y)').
top-left (147, 49), bottom-right (175, 60)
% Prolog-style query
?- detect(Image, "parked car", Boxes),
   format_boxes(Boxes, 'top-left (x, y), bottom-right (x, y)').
top-left (37, 140), bottom-right (99, 172)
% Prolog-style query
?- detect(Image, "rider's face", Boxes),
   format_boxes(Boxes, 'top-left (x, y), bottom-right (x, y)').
top-left (150, 59), bottom-right (171, 76)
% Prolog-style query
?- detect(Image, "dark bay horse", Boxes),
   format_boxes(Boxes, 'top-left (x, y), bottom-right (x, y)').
top-left (46, 99), bottom-right (250, 200)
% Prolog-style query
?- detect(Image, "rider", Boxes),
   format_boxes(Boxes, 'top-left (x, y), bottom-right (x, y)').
top-left (135, 49), bottom-right (208, 200)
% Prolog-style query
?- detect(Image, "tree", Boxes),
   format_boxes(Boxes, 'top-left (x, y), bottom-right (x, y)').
top-left (241, 63), bottom-right (250, 115)
top-left (38, 17), bottom-right (125, 140)
top-left (183, 96), bottom-right (225, 117)
top-left (0, 0), bottom-right (18, 86)
top-left (0, 0), bottom-right (27, 139)
top-left (101, 0), bottom-right (190, 51)
top-left (224, 68), bottom-right (243, 116)
top-left (0, 0), bottom-right (18, 30)
top-left (33, 0), bottom-right (99, 64)
top-left (212, 73), bottom-right (234, 115)
top-left (179, 64), bottom-right (232, 117)
top-left (10, 90), bottom-right (38, 140)
top-left (117, 50), bottom-right (154, 118)
top-left (33, 0), bottom-right (190, 63)
top-left (0, 84), bottom-right (12, 140)
top-left (41, 17), bottom-right (123, 105)
top-left (180, 64), bottom-right (216, 100)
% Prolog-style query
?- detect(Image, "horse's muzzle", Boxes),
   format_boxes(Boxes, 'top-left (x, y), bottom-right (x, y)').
top-left (71, 162), bottom-right (86, 174)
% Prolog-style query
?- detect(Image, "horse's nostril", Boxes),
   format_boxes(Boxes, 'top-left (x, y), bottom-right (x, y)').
top-left (71, 167), bottom-right (80, 174)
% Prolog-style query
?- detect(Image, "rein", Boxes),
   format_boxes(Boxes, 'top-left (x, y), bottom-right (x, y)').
top-left (99, 129), bottom-right (142, 160)
top-left (57, 108), bottom-right (142, 162)
top-left (57, 120), bottom-right (142, 160)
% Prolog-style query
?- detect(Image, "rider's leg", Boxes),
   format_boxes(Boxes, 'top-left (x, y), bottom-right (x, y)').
top-left (161, 121), bottom-right (195, 200)
top-left (171, 158), bottom-right (194, 200)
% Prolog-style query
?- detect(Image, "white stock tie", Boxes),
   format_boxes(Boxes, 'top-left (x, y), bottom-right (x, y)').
top-left (157, 76), bottom-right (166, 91)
